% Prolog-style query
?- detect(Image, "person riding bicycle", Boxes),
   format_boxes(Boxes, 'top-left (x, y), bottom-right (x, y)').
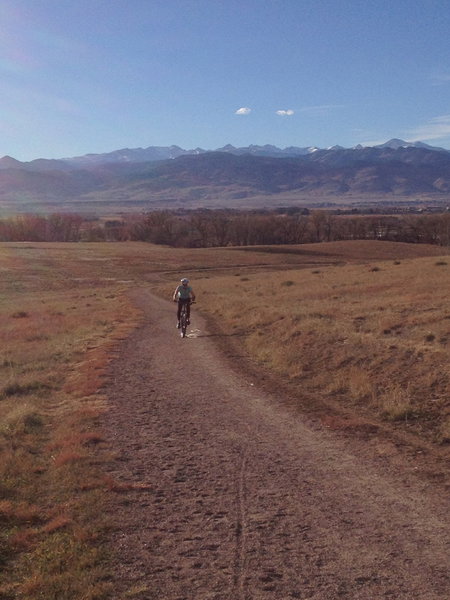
top-left (173, 278), bottom-right (196, 329)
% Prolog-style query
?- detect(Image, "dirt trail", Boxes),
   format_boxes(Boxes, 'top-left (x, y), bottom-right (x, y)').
top-left (101, 289), bottom-right (449, 600)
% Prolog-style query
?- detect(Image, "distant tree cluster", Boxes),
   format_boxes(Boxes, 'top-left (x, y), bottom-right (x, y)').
top-left (120, 210), bottom-right (450, 247)
top-left (0, 214), bottom-right (83, 242)
top-left (1, 209), bottom-right (450, 247)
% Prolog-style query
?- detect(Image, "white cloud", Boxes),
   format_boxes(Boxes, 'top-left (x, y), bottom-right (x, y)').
top-left (235, 107), bottom-right (251, 115)
top-left (276, 109), bottom-right (294, 116)
top-left (408, 115), bottom-right (450, 142)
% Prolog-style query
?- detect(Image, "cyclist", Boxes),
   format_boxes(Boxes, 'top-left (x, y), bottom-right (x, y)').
top-left (173, 278), bottom-right (196, 328)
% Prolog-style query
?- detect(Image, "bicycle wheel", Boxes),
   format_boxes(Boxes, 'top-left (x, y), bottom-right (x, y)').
top-left (180, 304), bottom-right (188, 338)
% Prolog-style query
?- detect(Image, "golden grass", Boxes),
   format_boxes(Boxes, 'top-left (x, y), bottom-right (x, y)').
top-left (0, 243), bottom-right (142, 599)
top-left (191, 251), bottom-right (450, 441)
top-left (1, 239), bottom-right (448, 597)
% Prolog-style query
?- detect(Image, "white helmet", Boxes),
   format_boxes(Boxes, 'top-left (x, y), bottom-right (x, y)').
top-left (181, 278), bottom-right (189, 284)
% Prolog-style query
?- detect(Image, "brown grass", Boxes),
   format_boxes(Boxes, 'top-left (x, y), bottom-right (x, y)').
top-left (0, 242), bottom-right (142, 599)
top-left (189, 247), bottom-right (450, 444)
top-left (1, 238), bottom-right (448, 598)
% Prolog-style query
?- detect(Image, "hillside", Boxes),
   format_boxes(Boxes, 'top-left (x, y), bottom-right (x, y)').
top-left (1, 144), bottom-right (450, 215)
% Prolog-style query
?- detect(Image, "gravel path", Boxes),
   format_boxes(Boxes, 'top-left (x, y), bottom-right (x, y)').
top-left (101, 289), bottom-right (449, 600)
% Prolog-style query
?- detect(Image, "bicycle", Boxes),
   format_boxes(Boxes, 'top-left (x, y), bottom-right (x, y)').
top-left (179, 301), bottom-right (194, 338)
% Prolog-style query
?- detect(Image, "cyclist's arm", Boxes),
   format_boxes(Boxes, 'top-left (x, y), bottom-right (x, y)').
top-left (172, 286), bottom-right (179, 301)
top-left (190, 289), bottom-right (196, 301)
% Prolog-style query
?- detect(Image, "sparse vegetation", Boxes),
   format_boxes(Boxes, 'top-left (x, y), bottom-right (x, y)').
top-left (379, 385), bottom-right (416, 421)
top-left (11, 311), bottom-right (29, 319)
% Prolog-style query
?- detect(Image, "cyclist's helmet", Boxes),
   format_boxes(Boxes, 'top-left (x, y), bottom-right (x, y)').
top-left (181, 278), bottom-right (189, 284)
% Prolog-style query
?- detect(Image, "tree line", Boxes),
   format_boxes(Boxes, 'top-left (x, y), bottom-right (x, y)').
top-left (1, 210), bottom-right (450, 247)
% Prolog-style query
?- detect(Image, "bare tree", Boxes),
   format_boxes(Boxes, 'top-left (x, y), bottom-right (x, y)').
top-left (189, 213), bottom-right (213, 247)
top-left (210, 212), bottom-right (230, 246)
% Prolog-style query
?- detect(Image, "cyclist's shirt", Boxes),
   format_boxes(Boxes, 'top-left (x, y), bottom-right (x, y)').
top-left (175, 285), bottom-right (193, 300)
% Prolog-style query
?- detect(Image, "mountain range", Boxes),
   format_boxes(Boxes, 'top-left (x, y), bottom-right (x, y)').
top-left (1, 139), bottom-right (449, 215)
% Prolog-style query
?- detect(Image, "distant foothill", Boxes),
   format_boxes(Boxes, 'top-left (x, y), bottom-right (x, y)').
top-left (0, 139), bottom-right (449, 216)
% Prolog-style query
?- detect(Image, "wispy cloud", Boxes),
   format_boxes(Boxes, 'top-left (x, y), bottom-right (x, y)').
top-left (276, 109), bottom-right (294, 116)
top-left (358, 115), bottom-right (450, 148)
top-left (408, 115), bottom-right (450, 142)
top-left (359, 138), bottom-right (390, 147)
top-left (2, 80), bottom-right (80, 117)
top-left (430, 71), bottom-right (450, 86)
top-left (299, 104), bottom-right (344, 116)
top-left (235, 107), bottom-right (251, 115)
top-left (355, 129), bottom-right (388, 147)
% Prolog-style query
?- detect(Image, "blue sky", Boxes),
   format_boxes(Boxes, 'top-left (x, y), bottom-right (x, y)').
top-left (1, 0), bottom-right (450, 161)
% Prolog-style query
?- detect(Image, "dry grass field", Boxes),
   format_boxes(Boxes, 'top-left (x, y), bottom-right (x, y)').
top-left (0, 239), bottom-right (449, 598)
top-left (193, 246), bottom-right (450, 444)
top-left (0, 243), bottom-right (145, 599)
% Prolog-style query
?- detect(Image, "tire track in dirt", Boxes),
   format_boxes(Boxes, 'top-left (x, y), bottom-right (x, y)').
top-left (233, 448), bottom-right (248, 599)
top-left (101, 289), bottom-right (449, 600)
